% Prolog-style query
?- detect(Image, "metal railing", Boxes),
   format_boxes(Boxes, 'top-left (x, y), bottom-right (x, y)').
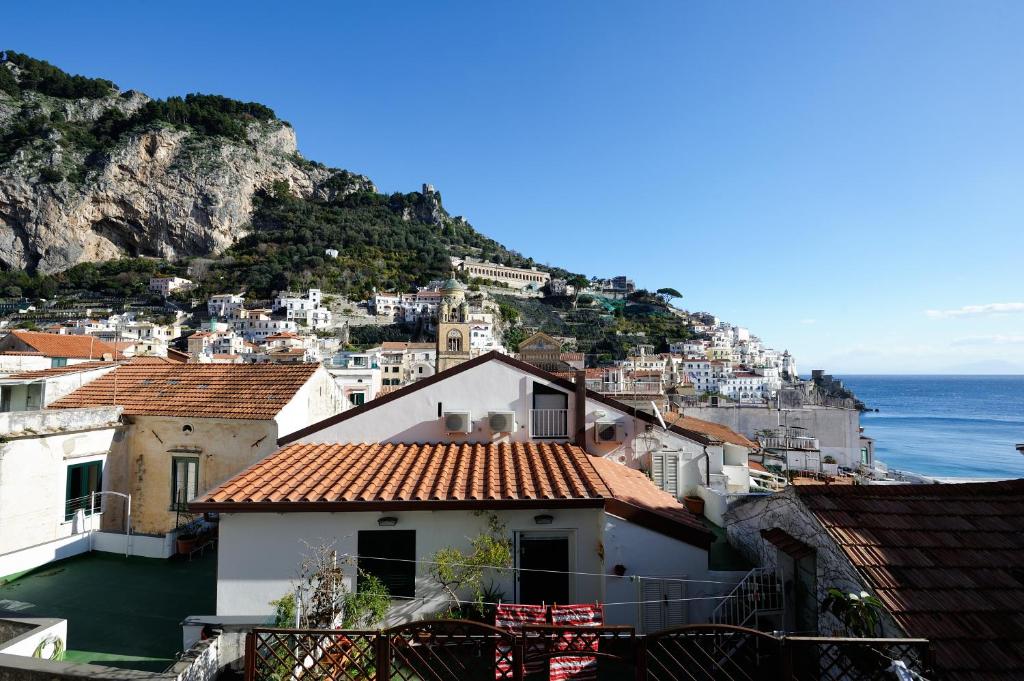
top-left (529, 409), bottom-right (569, 439)
top-left (710, 568), bottom-right (784, 628)
top-left (760, 436), bottom-right (820, 451)
top-left (245, 623), bottom-right (933, 681)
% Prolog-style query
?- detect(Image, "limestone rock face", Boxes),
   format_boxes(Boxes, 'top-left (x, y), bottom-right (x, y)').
top-left (0, 87), bottom-right (375, 274)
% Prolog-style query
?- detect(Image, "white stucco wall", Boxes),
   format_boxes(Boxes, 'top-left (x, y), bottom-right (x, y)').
top-left (602, 515), bottom-right (711, 631)
top-left (216, 508), bottom-right (607, 624)
top-left (0, 424), bottom-right (116, 577)
top-left (0, 617), bottom-right (67, 658)
top-left (291, 360), bottom-right (707, 473)
top-left (275, 366), bottom-right (344, 437)
top-left (683, 405), bottom-right (861, 468)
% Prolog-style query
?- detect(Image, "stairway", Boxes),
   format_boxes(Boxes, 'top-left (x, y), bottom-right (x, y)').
top-left (710, 568), bottom-right (784, 629)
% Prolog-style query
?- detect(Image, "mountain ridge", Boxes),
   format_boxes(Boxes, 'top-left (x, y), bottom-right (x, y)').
top-left (0, 52), bottom-right (555, 297)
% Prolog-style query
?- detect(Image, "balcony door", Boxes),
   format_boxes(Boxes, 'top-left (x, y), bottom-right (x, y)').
top-left (531, 382), bottom-right (568, 439)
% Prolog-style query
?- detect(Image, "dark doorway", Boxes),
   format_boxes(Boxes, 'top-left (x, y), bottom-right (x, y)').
top-left (517, 533), bottom-right (570, 605)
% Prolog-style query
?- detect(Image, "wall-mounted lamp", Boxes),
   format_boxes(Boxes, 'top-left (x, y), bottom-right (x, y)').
top-left (378, 516), bottom-right (398, 527)
top-left (533, 514), bottom-right (554, 525)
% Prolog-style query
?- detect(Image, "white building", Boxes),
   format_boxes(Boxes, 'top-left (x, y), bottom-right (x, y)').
top-left (278, 352), bottom-right (756, 525)
top-left (208, 293), bottom-right (245, 318)
top-left (1, 362), bottom-right (119, 411)
top-left (148, 276), bottom-right (193, 297)
top-left (450, 256), bottom-right (550, 290)
top-left (0, 406), bottom-right (122, 576)
top-left (230, 309), bottom-right (299, 342)
top-left (274, 289), bottom-right (332, 329)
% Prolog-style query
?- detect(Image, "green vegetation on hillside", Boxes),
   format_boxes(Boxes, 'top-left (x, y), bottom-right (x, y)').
top-left (0, 258), bottom-right (184, 300)
top-left (0, 51), bottom-right (116, 99)
top-left (197, 183), bottom-right (559, 300)
top-left (1, 51), bottom-right (282, 182)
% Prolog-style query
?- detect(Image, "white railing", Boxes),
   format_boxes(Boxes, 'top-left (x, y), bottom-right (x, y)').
top-left (749, 468), bottom-right (787, 492)
top-left (760, 435), bottom-right (820, 450)
top-left (530, 409), bottom-right (569, 439)
top-left (710, 567), bottom-right (784, 627)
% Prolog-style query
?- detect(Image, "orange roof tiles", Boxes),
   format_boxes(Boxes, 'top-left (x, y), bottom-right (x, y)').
top-left (797, 480), bottom-right (1024, 680)
top-left (664, 412), bottom-right (757, 448)
top-left (191, 442), bottom-right (712, 546)
top-left (197, 442), bottom-right (610, 506)
top-left (6, 360), bottom-right (118, 379)
top-left (1, 330), bottom-right (118, 359)
top-left (48, 363), bottom-right (319, 420)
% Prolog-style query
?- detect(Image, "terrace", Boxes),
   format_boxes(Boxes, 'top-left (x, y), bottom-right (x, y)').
top-left (0, 550), bottom-right (215, 672)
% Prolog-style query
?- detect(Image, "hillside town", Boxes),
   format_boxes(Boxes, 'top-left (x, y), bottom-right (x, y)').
top-left (0, 257), bottom-right (1015, 681)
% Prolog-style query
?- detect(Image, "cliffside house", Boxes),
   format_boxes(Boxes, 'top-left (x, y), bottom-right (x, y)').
top-left (0, 330), bottom-right (119, 373)
top-left (47, 363), bottom-right (343, 538)
top-left (725, 480), bottom-right (1024, 681)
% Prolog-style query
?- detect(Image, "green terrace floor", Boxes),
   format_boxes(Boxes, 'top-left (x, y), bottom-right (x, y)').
top-left (0, 550), bottom-right (216, 672)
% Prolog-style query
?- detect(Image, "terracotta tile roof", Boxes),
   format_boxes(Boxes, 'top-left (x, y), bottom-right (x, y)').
top-left (191, 442), bottom-right (712, 547)
top-left (5, 360), bottom-right (118, 380)
top-left (588, 456), bottom-right (708, 538)
top-left (127, 356), bottom-right (178, 365)
top-left (381, 341), bottom-right (435, 351)
top-left (1, 330), bottom-right (118, 359)
top-left (664, 412), bottom-right (757, 448)
top-left (197, 442), bottom-right (610, 506)
top-left (48, 363), bottom-right (319, 420)
top-left (797, 480), bottom-right (1024, 680)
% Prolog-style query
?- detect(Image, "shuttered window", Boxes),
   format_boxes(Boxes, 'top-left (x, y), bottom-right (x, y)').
top-left (650, 452), bottom-right (680, 498)
top-left (358, 530), bottom-right (416, 598)
top-left (641, 578), bottom-right (686, 634)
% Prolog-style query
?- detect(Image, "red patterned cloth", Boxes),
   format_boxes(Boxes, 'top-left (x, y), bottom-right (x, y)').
top-left (549, 604), bottom-right (603, 681)
top-left (494, 603), bottom-right (547, 679)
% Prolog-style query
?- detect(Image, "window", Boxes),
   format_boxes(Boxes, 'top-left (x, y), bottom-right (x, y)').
top-left (171, 457), bottom-right (199, 510)
top-left (65, 461), bottom-right (103, 521)
top-left (358, 530), bottom-right (415, 597)
top-left (51, 357), bottom-right (68, 368)
top-left (350, 392), bottom-right (365, 406)
top-left (446, 330), bottom-right (463, 352)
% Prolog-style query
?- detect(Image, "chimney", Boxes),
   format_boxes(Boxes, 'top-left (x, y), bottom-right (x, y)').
top-left (574, 369), bottom-right (587, 447)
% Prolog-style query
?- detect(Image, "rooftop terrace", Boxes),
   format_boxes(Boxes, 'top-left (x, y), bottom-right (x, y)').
top-left (0, 551), bottom-right (215, 672)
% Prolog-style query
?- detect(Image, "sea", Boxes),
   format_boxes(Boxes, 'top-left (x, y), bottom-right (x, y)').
top-left (839, 375), bottom-right (1024, 480)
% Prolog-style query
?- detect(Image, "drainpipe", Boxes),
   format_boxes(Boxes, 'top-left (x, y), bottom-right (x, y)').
top-left (574, 369), bottom-right (587, 448)
top-left (703, 444), bottom-right (711, 486)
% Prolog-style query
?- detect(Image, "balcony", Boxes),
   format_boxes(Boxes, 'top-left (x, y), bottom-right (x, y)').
top-left (529, 409), bottom-right (568, 439)
top-left (760, 435), bottom-right (820, 451)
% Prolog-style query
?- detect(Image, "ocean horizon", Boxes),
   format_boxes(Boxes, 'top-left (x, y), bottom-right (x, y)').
top-left (836, 375), bottom-right (1024, 480)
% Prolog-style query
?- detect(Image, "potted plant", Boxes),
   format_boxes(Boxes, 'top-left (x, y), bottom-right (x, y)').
top-left (683, 490), bottom-right (705, 515)
top-left (174, 512), bottom-right (199, 555)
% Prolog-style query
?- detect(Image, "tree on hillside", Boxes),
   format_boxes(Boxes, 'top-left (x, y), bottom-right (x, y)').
top-left (568, 274), bottom-right (589, 309)
top-left (656, 287), bottom-right (683, 305)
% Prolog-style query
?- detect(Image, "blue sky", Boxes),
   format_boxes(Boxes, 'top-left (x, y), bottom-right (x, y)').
top-left (5, 2), bottom-right (1024, 373)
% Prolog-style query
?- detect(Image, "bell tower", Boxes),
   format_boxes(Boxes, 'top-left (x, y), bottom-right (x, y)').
top-left (436, 276), bottom-right (471, 372)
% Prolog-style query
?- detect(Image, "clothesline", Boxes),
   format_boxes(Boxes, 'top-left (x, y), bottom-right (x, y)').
top-left (343, 552), bottom-right (744, 585)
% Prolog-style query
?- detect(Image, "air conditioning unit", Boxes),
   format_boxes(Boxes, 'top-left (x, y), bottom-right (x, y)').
top-left (488, 411), bottom-right (516, 433)
top-left (443, 411), bottom-right (472, 433)
top-left (594, 420), bottom-right (625, 443)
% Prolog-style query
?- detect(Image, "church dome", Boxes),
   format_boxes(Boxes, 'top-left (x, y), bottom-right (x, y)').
top-left (441, 277), bottom-right (466, 292)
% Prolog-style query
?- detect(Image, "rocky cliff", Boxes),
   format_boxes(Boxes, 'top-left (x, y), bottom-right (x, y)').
top-left (0, 56), bottom-right (375, 274)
